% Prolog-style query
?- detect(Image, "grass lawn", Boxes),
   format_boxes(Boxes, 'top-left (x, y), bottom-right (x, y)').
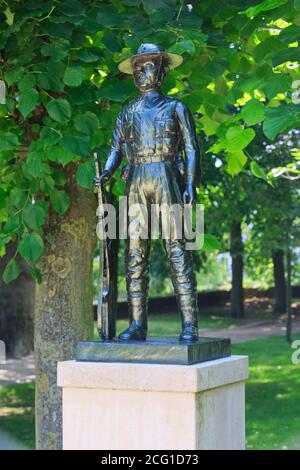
top-left (0, 332), bottom-right (299, 450)
top-left (233, 335), bottom-right (300, 450)
top-left (0, 382), bottom-right (35, 449)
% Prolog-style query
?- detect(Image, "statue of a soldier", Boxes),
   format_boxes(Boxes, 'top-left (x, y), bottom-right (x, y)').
top-left (95, 44), bottom-right (201, 342)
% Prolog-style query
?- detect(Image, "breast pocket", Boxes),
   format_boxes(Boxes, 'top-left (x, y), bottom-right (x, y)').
top-left (155, 118), bottom-right (177, 138)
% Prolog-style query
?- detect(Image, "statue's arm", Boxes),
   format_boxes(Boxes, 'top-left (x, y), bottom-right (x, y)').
top-left (175, 101), bottom-right (201, 187)
top-left (102, 110), bottom-right (124, 179)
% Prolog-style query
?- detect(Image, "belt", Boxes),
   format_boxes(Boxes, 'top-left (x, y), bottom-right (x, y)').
top-left (127, 154), bottom-right (174, 164)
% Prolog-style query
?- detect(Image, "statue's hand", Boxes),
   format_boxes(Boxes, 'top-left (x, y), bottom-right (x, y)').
top-left (182, 184), bottom-right (195, 205)
top-left (93, 170), bottom-right (112, 187)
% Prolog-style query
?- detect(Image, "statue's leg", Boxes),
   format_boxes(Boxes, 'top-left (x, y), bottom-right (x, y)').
top-left (164, 239), bottom-right (199, 341)
top-left (119, 165), bottom-right (151, 341)
top-left (159, 162), bottom-right (199, 341)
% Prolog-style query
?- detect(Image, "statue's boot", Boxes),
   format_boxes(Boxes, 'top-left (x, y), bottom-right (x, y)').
top-left (178, 294), bottom-right (199, 341)
top-left (118, 297), bottom-right (147, 341)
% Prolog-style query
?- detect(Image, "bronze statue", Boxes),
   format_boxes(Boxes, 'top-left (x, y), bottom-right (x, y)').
top-left (94, 44), bottom-right (201, 342)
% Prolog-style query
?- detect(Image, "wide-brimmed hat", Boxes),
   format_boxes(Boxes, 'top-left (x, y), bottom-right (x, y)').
top-left (118, 43), bottom-right (183, 75)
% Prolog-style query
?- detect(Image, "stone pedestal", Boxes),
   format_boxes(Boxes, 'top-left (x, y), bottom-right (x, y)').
top-left (57, 355), bottom-right (248, 450)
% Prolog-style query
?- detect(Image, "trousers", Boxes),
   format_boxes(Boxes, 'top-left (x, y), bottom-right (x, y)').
top-left (124, 161), bottom-right (198, 329)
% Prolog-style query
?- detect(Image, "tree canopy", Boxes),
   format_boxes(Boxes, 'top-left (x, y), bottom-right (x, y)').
top-left (0, 0), bottom-right (300, 283)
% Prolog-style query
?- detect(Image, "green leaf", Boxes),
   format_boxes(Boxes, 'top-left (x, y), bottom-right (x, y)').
top-left (41, 40), bottom-right (70, 62)
top-left (31, 267), bottom-right (42, 284)
top-left (24, 152), bottom-right (44, 178)
top-left (18, 75), bottom-right (36, 91)
top-left (76, 48), bottom-right (102, 63)
top-left (74, 112), bottom-right (99, 135)
top-left (202, 234), bottom-right (221, 251)
top-left (0, 132), bottom-right (20, 151)
top-left (23, 204), bottom-right (46, 230)
top-left (96, 5), bottom-right (119, 26)
top-left (76, 159), bottom-right (95, 189)
top-left (18, 233), bottom-right (44, 263)
top-left (3, 214), bottom-right (21, 234)
top-left (50, 190), bottom-right (70, 215)
top-left (225, 126), bottom-right (255, 151)
top-left (227, 150), bottom-right (247, 176)
top-left (250, 161), bottom-right (269, 182)
top-left (3, 259), bottom-right (20, 284)
top-left (63, 67), bottom-right (86, 87)
top-left (61, 133), bottom-right (91, 156)
top-left (46, 99), bottom-right (72, 122)
top-left (262, 105), bottom-right (298, 139)
top-left (240, 100), bottom-right (265, 126)
top-left (169, 39), bottom-right (195, 55)
top-left (46, 145), bottom-right (80, 166)
top-left (245, 0), bottom-right (288, 17)
top-left (19, 89), bottom-right (39, 118)
top-left (261, 74), bottom-right (292, 100)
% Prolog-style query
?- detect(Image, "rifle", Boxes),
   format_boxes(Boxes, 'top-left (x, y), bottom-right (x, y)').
top-left (93, 152), bottom-right (116, 340)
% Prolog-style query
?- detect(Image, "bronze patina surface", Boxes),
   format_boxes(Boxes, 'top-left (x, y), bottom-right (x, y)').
top-left (94, 44), bottom-right (202, 343)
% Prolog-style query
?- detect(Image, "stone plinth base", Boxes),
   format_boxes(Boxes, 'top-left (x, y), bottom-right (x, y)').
top-left (57, 355), bottom-right (248, 450)
top-left (75, 336), bottom-right (231, 365)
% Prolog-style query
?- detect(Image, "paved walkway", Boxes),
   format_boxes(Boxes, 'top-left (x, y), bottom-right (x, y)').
top-left (201, 318), bottom-right (300, 343)
top-left (0, 354), bottom-right (35, 387)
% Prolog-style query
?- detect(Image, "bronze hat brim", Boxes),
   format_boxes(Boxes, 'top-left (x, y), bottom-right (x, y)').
top-left (118, 51), bottom-right (183, 74)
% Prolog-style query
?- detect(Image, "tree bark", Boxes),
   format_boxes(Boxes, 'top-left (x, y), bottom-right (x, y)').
top-left (272, 249), bottom-right (286, 314)
top-left (0, 243), bottom-right (35, 358)
top-left (230, 221), bottom-right (244, 318)
top-left (34, 163), bottom-right (97, 450)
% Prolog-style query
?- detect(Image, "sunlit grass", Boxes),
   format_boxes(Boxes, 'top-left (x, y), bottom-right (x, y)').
top-left (0, 382), bottom-right (35, 449)
top-left (233, 335), bottom-right (300, 450)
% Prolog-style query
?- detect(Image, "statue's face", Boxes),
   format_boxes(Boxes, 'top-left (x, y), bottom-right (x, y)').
top-left (132, 56), bottom-right (166, 91)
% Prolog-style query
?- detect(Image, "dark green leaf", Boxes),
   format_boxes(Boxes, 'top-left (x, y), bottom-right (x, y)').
top-left (76, 159), bottom-right (95, 189)
top-left (0, 132), bottom-right (20, 151)
top-left (3, 214), bottom-right (21, 234)
top-left (19, 89), bottom-right (39, 118)
top-left (61, 133), bottom-right (91, 156)
top-left (3, 259), bottom-right (21, 284)
top-left (73, 112), bottom-right (99, 135)
top-left (63, 67), bottom-right (86, 87)
top-left (50, 190), bottom-right (70, 215)
top-left (46, 99), bottom-right (72, 122)
top-left (18, 233), bottom-right (44, 263)
top-left (23, 204), bottom-right (46, 230)
top-left (31, 267), bottom-right (42, 284)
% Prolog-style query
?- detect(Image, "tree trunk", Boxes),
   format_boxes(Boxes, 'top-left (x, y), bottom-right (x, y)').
top-left (0, 243), bottom-right (35, 358)
top-left (34, 163), bottom-right (97, 450)
top-left (272, 249), bottom-right (286, 314)
top-left (230, 221), bottom-right (244, 318)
